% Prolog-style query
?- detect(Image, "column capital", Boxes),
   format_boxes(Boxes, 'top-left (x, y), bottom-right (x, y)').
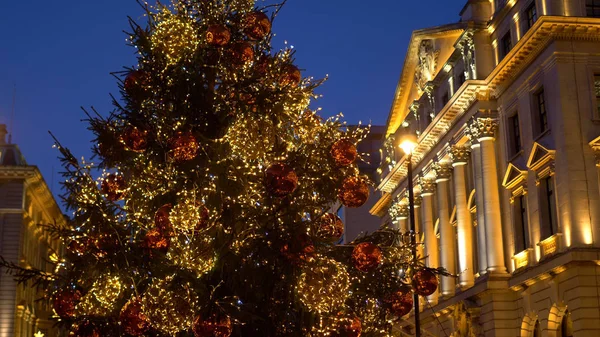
top-left (419, 177), bottom-right (437, 195)
top-left (590, 143), bottom-right (600, 167)
top-left (450, 145), bottom-right (471, 164)
top-left (433, 162), bottom-right (453, 181)
top-left (469, 117), bottom-right (498, 140)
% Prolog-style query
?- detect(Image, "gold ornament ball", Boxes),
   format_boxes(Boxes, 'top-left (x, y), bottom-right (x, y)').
top-left (297, 257), bottom-right (350, 312)
top-left (338, 176), bottom-right (369, 208)
top-left (101, 173), bottom-right (127, 201)
top-left (265, 162), bottom-right (298, 197)
top-left (351, 242), bottom-right (382, 272)
top-left (244, 11), bottom-right (271, 40)
top-left (206, 24), bottom-right (231, 46)
top-left (330, 138), bottom-right (358, 167)
top-left (169, 131), bottom-right (199, 162)
top-left (142, 277), bottom-right (197, 335)
top-left (412, 269), bottom-right (439, 296)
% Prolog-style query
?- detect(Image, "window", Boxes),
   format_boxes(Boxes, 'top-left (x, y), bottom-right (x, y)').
top-left (540, 176), bottom-right (558, 238)
top-left (595, 74), bottom-right (600, 116)
top-left (524, 2), bottom-right (538, 32)
top-left (559, 311), bottom-right (574, 337)
top-left (500, 31), bottom-right (512, 60)
top-left (508, 113), bottom-right (522, 156)
top-left (513, 194), bottom-right (529, 252)
top-left (534, 88), bottom-right (549, 135)
top-left (587, 0), bottom-right (600, 17)
top-left (496, 0), bottom-right (507, 11)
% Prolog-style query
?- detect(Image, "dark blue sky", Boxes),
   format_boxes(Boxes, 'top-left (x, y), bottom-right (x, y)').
top-left (0, 0), bottom-right (464, 195)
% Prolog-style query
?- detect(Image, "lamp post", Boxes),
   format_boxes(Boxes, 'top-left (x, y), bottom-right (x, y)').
top-left (399, 135), bottom-right (420, 337)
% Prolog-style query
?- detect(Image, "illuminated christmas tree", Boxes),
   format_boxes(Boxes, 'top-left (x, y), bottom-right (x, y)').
top-left (1, 1), bottom-right (447, 336)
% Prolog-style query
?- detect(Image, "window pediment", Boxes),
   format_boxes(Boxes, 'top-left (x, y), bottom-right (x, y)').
top-left (526, 142), bottom-right (555, 172)
top-left (502, 163), bottom-right (528, 190)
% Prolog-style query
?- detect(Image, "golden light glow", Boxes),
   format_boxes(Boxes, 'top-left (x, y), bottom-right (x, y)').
top-left (150, 9), bottom-right (199, 66)
top-left (399, 134), bottom-right (418, 155)
top-left (297, 257), bottom-right (350, 313)
top-left (142, 276), bottom-right (197, 335)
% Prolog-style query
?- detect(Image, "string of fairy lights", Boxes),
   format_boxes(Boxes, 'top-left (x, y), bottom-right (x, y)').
top-left (0, 1), bottom-right (450, 336)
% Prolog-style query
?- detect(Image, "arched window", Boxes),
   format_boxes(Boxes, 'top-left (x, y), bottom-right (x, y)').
top-left (559, 311), bottom-right (573, 337)
top-left (533, 320), bottom-right (541, 337)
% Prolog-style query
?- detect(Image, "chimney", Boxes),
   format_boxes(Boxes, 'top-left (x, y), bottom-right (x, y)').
top-left (0, 124), bottom-right (7, 145)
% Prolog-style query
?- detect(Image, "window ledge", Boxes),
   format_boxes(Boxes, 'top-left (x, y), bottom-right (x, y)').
top-left (512, 247), bottom-right (535, 271)
top-left (537, 233), bottom-right (563, 260)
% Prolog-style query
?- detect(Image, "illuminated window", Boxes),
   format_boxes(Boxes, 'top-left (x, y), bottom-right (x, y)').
top-left (533, 88), bottom-right (549, 135)
top-left (587, 0), bottom-right (600, 17)
top-left (559, 311), bottom-right (574, 337)
top-left (508, 112), bottom-right (521, 156)
top-left (500, 31), bottom-right (512, 60)
top-left (513, 194), bottom-right (529, 252)
top-left (524, 2), bottom-right (537, 32)
top-left (539, 176), bottom-right (558, 238)
top-left (594, 74), bottom-right (600, 116)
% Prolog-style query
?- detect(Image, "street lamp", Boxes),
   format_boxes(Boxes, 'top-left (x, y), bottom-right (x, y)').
top-left (399, 134), bottom-right (420, 337)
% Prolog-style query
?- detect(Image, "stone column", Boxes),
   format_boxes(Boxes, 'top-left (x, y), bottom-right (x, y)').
top-left (468, 135), bottom-right (488, 276)
top-left (420, 178), bottom-right (439, 304)
top-left (434, 163), bottom-right (456, 296)
top-left (451, 145), bottom-right (475, 288)
top-left (472, 118), bottom-right (507, 274)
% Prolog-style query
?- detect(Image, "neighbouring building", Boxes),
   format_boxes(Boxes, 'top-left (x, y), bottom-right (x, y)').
top-left (337, 125), bottom-right (385, 243)
top-left (371, 1), bottom-right (600, 336)
top-left (0, 124), bottom-right (65, 336)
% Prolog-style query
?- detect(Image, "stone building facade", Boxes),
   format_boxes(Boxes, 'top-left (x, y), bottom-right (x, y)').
top-left (0, 124), bottom-right (65, 336)
top-left (371, 1), bottom-right (600, 336)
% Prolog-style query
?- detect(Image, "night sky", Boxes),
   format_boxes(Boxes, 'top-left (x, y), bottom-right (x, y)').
top-left (0, 0), bottom-right (465, 197)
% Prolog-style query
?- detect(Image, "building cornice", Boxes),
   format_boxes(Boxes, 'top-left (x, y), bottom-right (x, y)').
top-left (369, 192), bottom-right (393, 217)
top-left (373, 16), bottom-right (600, 204)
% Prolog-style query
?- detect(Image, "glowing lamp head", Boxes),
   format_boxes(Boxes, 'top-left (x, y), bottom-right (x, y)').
top-left (399, 134), bottom-right (418, 155)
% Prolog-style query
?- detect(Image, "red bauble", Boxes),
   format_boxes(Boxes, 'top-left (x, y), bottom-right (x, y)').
top-left (338, 177), bottom-right (369, 208)
top-left (154, 204), bottom-right (172, 232)
top-left (144, 228), bottom-right (170, 254)
top-left (351, 242), bottom-right (382, 272)
top-left (332, 316), bottom-right (362, 337)
top-left (67, 237), bottom-right (92, 256)
top-left (52, 288), bottom-right (82, 318)
top-left (192, 314), bottom-right (232, 337)
top-left (92, 234), bottom-right (120, 259)
top-left (265, 163), bottom-right (298, 197)
top-left (70, 320), bottom-right (100, 337)
top-left (206, 24), bottom-right (231, 46)
top-left (124, 70), bottom-right (148, 93)
top-left (330, 139), bottom-right (358, 167)
top-left (101, 174), bottom-right (127, 201)
top-left (278, 64), bottom-right (301, 87)
top-left (196, 202), bottom-right (211, 231)
top-left (386, 287), bottom-right (413, 317)
top-left (120, 298), bottom-right (149, 336)
top-left (254, 55), bottom-right (271, 77)
top-left (316, 213), bottom-right (344, 243)
top-left (121, 126), bottom-right (149, 152)
top-left (280, 234), bottom-right (315, 264)
top-left (169, 132), bottom-right (199, 162)
top-left (412, 269), bottom-right (439, 296)
top-left (230, 42), bottom-right (254, 65)
top-left (243, 11), bottom-right (271, 40)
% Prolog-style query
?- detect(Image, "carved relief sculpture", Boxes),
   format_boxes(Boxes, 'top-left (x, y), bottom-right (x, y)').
top-left (415, 39), bottom-right (439, 94)
top-left (459, 31), bottom-right (476, 80)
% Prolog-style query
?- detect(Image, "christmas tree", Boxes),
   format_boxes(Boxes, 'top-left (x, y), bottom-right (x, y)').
top-left (2, 1), bottom-right (445, 336)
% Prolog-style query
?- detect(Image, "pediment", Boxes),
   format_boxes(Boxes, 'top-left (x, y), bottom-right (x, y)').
top-left (526, 142), bottom-right (555, 172)
top-left (502, 163), bottom-right (527, 190)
